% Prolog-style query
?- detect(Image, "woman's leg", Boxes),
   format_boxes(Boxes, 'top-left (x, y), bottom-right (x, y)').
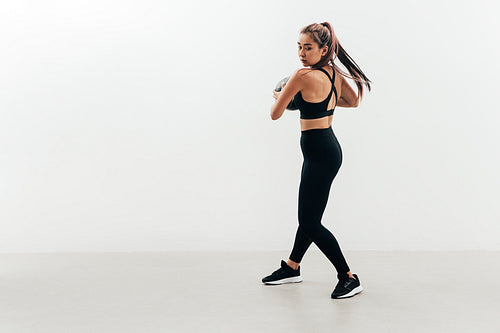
top-left (289, 161), bottom-right (314, 264)
top-left (289, 224), bottom-right (313, 264)
top-left (289, 129), bottom-right (351, 281)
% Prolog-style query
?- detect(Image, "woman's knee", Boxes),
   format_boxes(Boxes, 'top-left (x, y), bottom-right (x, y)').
top-left (298, 220), bottom-right (322, 237)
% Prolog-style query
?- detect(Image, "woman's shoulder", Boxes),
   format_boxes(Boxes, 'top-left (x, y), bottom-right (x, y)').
top-left (293, 66), bottom-right (335, 82)
top-left (297, 65), bottom-right (335, 75)
top-left (290, 68), bottom-right (316, 82)
top-left (295, 67), bottom-right (314, 75)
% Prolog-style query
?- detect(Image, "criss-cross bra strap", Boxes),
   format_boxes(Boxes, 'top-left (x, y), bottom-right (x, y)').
top-left (317, 68), bottom-right (338, 104)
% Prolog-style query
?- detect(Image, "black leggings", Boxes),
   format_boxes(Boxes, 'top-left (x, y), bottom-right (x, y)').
top-left (289, 127), bottom-right (351, 281)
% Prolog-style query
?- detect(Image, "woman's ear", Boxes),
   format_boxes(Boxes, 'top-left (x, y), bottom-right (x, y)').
top-left (322, 46), bottom-right (328, 57)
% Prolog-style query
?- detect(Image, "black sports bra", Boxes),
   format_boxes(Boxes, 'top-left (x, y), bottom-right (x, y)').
top-left (293, 67), bottom-right (338, 119)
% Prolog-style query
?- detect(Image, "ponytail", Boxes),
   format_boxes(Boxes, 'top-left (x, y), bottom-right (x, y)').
top-left (301, 22), bottom-right (372, 100)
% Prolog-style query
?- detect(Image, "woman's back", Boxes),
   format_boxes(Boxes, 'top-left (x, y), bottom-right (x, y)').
top-left (297, 65), bottom-right (340, 131)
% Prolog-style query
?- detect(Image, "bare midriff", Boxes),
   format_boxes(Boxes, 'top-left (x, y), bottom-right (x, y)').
top-left (300, 116), bottom-right (333, 131)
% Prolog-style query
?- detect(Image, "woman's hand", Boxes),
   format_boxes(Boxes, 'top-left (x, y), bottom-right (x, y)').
top-left (272, 82), bottom-right (286, 101)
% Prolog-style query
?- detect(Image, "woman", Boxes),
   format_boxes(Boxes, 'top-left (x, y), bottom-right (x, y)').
top-left (263, 22), bottom-right (372, 299)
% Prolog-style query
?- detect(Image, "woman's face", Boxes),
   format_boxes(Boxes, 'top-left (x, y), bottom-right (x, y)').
top-left (297, 33), bottom-right (328, 67)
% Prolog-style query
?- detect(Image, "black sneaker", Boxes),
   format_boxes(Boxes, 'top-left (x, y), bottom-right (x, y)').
top-left (331, 274), bottom-right (363, 299)
top-left (262, 260), bottom-right (303, 285)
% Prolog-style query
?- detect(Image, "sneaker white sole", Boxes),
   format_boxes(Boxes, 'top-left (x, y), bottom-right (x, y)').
top-left (263, 276), bottom-right (303, 285)
top-left (333, 285), bottom-right (364, 298)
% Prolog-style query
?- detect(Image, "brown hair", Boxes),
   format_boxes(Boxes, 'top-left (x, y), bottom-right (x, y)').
top-left (300, 22), bottom-right (372, 100)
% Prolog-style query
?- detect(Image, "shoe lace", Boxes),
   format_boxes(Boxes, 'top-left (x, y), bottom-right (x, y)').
top-left (334, 279), bottom-right (353, 291)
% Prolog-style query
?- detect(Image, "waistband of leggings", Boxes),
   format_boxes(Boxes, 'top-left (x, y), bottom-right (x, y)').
top-left (301, 126), bottom-right (332, 136)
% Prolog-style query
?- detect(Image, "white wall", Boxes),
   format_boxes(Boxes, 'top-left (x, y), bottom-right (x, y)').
top-left (1, 0), bottom-right (499, 252)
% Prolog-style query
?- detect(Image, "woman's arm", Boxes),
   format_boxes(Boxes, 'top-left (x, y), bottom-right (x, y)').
top-left (336, 75), bottom-right (359, 108)
top-left (270, 69), bottom-right (307, 120)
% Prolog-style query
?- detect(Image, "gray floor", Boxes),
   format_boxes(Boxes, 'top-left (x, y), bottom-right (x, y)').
top-left (1, 250), bottom-right (499, 333)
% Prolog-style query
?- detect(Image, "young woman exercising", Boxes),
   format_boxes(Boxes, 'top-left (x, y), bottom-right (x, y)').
top-left (263, 21), bottom-right (372, 299)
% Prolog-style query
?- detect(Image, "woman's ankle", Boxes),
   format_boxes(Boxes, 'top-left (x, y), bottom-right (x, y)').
top-left (286, 259), bottom-right (300, 270)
